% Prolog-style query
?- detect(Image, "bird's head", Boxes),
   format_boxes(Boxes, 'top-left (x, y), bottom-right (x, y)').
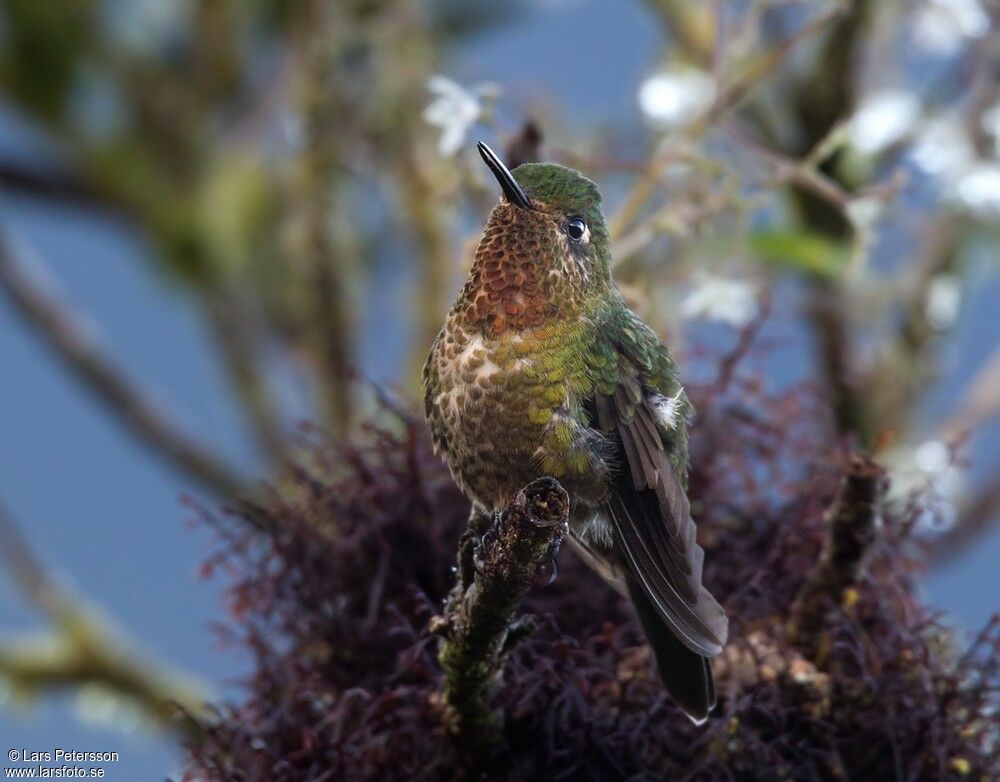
top-left (465, 143), bottom-right (612, 332)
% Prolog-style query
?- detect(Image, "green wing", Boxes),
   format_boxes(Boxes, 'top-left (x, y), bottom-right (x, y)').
top-left (586, 308), bottom-right (728, 657)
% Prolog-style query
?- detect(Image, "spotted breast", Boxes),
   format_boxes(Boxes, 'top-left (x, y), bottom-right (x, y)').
top-left (423, 316), bottom-right (610, 514)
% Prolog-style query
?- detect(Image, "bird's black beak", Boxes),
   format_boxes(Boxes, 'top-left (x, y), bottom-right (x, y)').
top-left (477, 141), bottom-right (532, 210)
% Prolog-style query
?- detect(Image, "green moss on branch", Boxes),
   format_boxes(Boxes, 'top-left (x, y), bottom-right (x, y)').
top-left (433, 477), bottom-right (568, 755)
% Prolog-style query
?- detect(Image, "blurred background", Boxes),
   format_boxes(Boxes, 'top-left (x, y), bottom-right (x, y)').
top-left (0, 0), bottom-right (997, 778)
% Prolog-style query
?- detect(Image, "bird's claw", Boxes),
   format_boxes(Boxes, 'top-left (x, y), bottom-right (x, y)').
top-left (472, 523), bottom-right (498, 579)
top-left (534, 526), bottom-right (565, 587)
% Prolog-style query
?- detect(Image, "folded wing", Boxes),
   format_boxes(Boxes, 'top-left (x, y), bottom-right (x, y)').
top-left (592, 369), bottom-right (728, 658)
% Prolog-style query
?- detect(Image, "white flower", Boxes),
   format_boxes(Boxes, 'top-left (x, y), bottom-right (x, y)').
top-left (849, 90), bottom-right (922, 155)
top-left (925, 274), bottom-right (962, 330)
top-left (637, 67), bottom-right (715, 130)
top-left (912, 7), bottom-right (965, 56)
top-left (911, 440), bottom-right (966, 530)
top-left (887, 440), bottom-right (966, 532)
top-left (914, 440), bottom-right (950, 474)
top-left (680, 276), bottom-right (759, 328)
top-left (910, 117), bottom-right (1000, 219)
top-left (941, 0), bottom-right (990, 36)
top-left (910, 115), bottom-right (974, 177)
top-left (911, 0), bottom-right (989, 55)
top-left (845, 197), bottom-right (884, 233)
top-left (422, 76), bottom-right (497, 157)
top-left (953, 162), bottom-right (1000, 218)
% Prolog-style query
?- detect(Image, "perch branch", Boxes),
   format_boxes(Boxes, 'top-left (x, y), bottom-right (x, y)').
top-left (0, 228), bottom-right (247, 499)
top-left (432, 478), bottom-right (569, 755)
top-left (787, 454), bottom-right (885, 656)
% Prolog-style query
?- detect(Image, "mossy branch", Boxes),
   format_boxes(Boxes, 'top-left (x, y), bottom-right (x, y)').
top-left (787, 454), bottom-right (886, 656)
top-left (0, 502), bottom-right (211, 740)
top-left (431, 477), bottom-right (569, 756)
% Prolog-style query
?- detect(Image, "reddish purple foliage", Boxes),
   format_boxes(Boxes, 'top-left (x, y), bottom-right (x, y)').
top-left (181, 340), bottom-right (998, 781)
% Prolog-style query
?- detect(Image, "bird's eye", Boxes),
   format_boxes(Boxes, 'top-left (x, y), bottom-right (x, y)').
top-left (567, 217), bottom-right (588, 242)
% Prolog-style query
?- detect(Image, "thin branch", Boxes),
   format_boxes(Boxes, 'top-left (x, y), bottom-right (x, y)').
top-left (431, 478), bottom-right (569, 756)
top-left (722, 121), bottom-right (852, 211)
top-left (295, 0), bottom-right (356, 434)
top-left (609, 1), bottom-right (846, 240)
top-left (939, 346), bottom-right (1000, 443)
top-left (0, 162), bottom-right (113, 210)
top-left (505, 120), bottom-right (545, 169)
top-left (787, 454), bottom-right (886, 657)
top-left (203, 292), bottom-right (290, 467)
top-left (855, 219), bottom-right (960, 438)
top-left (0, 227), bottom-right (247, 499)
top-left (928, 478), bottom-right (1000, 568)
top-left (642, 1), bottom-right (715, 65)
top-left (611, 183), bottom-right (733, 268)
top-left (806, 283), bottom-right (865, 438)
top-left (703, 1), bottom-right (874, 442)
top-left (0, 501), bottom-right (211, 740)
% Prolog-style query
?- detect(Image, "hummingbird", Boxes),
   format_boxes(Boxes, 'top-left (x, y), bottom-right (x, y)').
top-left (423, 142), bottom-right (728, 722)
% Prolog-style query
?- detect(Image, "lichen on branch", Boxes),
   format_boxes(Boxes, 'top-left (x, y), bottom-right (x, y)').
top-left (432, 478), bottom-right (568, 754)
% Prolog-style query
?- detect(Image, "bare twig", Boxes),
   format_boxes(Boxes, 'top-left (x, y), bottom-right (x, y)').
top-left (432, 478), bottom-right (569, 756)
top-left (939, 347), bottom-right (1000, 442)
top-left (609, 2), bottom-right (846, 240)
top-left (928, 478), bottom-right (1000, 568)
top-left (295, 0), bottom-right (356, 434)
top-left (722, 122), bottom-right (852, 211)
top-left (0, 162), bottom-right (111, 209)
top-left (0, 502), bottom-right (210, 739)
top-left (505, 120), bottom-right (545, 169)
top-left (611, 184), bottom-right (733, 268)
top-left (203, 292), bottom-right (289, 466)
top-left (642, 1), bottom-right (715, 65)
top-left (0, 228), bottom-right (247, 499)
top-left (858, 220), bottom-right (960, 437)
top-left (806, 284), bottom-right (864, 438)
top-left (787, 454), bottom-right (886, 656)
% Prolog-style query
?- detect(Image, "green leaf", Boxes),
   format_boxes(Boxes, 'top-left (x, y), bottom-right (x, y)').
top-left (750, 230), bottom-right (848, 278)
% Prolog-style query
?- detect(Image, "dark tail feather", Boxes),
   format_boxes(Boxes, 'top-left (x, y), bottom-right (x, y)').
top-left (628, 576), bottom-right (716, 723)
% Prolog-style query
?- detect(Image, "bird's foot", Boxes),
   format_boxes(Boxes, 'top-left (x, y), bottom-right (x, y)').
top-left (471, 521), bottom-right (498, 581)
top-left (460, 508), bottom-right (497, 589)
top-left (533, 532), bottom-right (564, 586)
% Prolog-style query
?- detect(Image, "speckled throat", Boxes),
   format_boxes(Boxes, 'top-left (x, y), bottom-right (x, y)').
top-left (451, 203), bottom-right (594, 337)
